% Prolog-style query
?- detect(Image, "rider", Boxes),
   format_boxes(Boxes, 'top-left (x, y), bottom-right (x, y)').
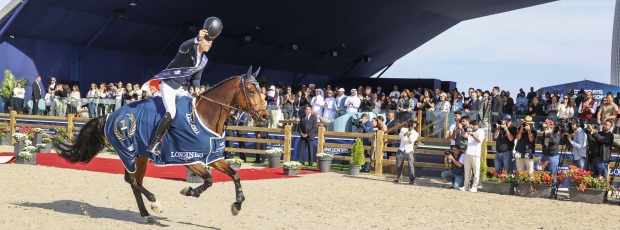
top-left (147, 17), bottom-right (223, 155)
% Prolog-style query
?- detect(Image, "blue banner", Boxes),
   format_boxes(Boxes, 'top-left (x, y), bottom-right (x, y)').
top-left (538, 80), bottom-right (620, 103)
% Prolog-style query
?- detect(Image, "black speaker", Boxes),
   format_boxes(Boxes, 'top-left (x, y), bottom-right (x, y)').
top-left (114, 10), bottom-right (127, 20)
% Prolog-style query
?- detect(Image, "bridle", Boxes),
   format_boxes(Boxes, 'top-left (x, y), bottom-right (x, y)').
top-left (195, 75), bottom-right (267, 129)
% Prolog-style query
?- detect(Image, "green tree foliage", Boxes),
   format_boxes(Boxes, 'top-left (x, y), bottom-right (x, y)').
top-left (0, 69), bottom-right (30, 107)
top-left (350, 138), bottom-right (365, 166)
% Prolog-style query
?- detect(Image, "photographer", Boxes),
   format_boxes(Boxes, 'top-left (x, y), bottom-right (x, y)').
top-left (586, 121), bottom-right (614, 179)
top-left (493, 114), bottom-right (517, 173)
top-left (515, 116), bottom-right (537, 174)
top-left (393, 120), bottom-right (418, 185)
top-left (568, 119), bottom-right (587, 169)
top-left (540, 120), bottom-right (560, 177)
top-left (441, 145), bottom-right (465, 189)
top-left (451, 115), bottom-right (470, 152)
top-left (448, 111), bottom-right (463, 148)
top-left (360, 113), bottom-right (374, 172)
top-left (461, 120), bottom-right (485, 193)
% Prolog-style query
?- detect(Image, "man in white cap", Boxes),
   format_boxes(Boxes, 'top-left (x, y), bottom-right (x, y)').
top-left (345, 89), bottom-right (361, 113)
top-left (266, 85), bottom-right (280, 128)
top-left (335, 88), bottom-right (348, 117)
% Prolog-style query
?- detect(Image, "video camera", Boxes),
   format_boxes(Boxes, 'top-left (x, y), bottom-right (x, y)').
top-left (351, 118), bottom-right (363, 133)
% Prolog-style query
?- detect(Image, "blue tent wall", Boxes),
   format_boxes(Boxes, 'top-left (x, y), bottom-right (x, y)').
top-left (537, 80), bottom-right (620, 102)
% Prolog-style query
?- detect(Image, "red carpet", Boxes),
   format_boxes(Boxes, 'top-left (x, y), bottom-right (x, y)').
top-left (0, 152), bottom-right (318, 182)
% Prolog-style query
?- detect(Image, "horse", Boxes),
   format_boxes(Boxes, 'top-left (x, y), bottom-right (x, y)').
top-left (53, 68), bottom-right (268, 223)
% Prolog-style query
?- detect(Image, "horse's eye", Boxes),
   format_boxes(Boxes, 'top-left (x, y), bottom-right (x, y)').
top-left (249, 90), bottom-right (255, 94)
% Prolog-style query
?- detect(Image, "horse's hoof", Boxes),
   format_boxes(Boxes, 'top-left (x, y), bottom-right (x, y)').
top-left (143, 216), bottom-right (156, 224)
top-left (231, 203), bottom-right (240, 216)
top-left (151, 201), bottom-right (163, 213)
top-left (180, 187), bottom-right (192, 196)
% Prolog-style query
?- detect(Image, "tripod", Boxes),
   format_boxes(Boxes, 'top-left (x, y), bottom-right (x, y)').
top-left (552, 144), bottom-right (568, 199)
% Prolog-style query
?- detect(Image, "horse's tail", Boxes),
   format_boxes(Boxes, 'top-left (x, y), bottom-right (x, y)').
top-left (55, 115), bottom-right (108, 164)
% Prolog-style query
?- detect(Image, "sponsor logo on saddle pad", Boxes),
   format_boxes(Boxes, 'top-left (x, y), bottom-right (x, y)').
top-left (213, 141), bottom-right (225, 153)
top-left (186, 113), bottom-right (200, 135)
top-left (171, 152), bottom-right (204, 161)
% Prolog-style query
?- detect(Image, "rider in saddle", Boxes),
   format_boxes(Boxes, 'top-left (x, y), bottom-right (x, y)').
top-left (147, 17), bottom-right (223, 155)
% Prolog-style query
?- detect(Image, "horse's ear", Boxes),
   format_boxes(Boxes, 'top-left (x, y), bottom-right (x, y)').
top-left (252, 66), bottom-right (261, 78)
top-left (244, 66), bottom-right (253, 81)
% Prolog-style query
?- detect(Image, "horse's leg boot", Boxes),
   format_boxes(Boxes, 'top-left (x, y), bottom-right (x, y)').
top-left (147, 112), bottom-right (172, 156)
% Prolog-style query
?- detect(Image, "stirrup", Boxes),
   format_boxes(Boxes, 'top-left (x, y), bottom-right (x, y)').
top-left (148, 142), bottom-right (162, 156)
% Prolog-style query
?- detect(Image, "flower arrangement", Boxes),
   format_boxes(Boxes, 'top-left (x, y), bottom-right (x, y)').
top-left (482, 170), bottom-right (514, 183)
top-left (557, 165), bottom-right (616, 196)
top-left (35, 144), bottom-right (46, 149)
top-left (226, 158), bottom-right (244, 165)
top-left (283, 161), bottom-right (302, 170)
top-left (34, 128), bottom-right (44, 133)
top-left (24, 140), bottom-right (33, 146)
top-left (18, 151), bottom-right (32, 160)
top-left (316, 153), bottom-right (333, 158)
top-left (265, 147), bottom-right (284, 155)
top-left (0, 122), bottom-right (9, 138)
top-left (24, 145), bottom-right (37, 153)
top-left (19, 127), bottom-right (35, 140)
top-left (54, 127), bottom-right (70, 143)
top-left (12, 133), bottom-right (28, 142)
top-left (514, 161), bottom-right (553, 185)
top-left (42, 138), bottom-right (52, 143)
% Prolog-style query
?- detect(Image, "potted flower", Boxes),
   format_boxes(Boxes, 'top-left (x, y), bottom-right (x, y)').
top-left (283, 161), bottom-right (302, 176)
top-left (0, 122), bottom-right (10, 145)
top-left (226, 158), bottom-right (244, 171)
top-left (186, 164), bottom-right (212, 183)
top-left (16, 145), bottom-right (37, 164)
top-left (557, 165), bottom-right (615, 204)
top-left (265, 147), bottom-right (283, 168)
top-left (33, 128), bottom-right (44, 144)
top-left (12, 133), bottom-right (28, 157)
top-left (35, 144), bottom-right (47, 153)
top-left (514, 161), bottom-right (554, 198)
top-left (481, 170), bottom-right (515, 195)
top-left (41, 137), bottom-right (52, 152)
top-left (316, 152), bottom-right (333, 173)
top-left (349, 138), bottom-right (365, 176)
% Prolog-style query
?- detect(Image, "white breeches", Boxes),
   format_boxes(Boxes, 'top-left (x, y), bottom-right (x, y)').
top-left (160, 82), bottom-right (190, 119)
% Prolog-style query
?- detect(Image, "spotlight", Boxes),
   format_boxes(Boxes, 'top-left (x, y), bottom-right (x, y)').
top-left (364, 55), bottom-right (371, 62)
top-left (289, 43), bottom-right (298, 50)
top-left (129, 1), bottom-right (137, 6)
top-left (9, 35), bottom-right (14, 39)
top-left (244, 35), bottom-right (251, 42)
top-left (254, 26), bottom-right (261, 30)
top-left (330, 51), bottom-right (337, 57)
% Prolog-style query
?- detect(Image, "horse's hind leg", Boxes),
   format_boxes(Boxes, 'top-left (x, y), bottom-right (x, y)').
top-left (210, 159), bottom-right (245, 216)
top-left (124, 157), bottom-right (162, 223)
top-left (181, 163), bottom-right (214, 198)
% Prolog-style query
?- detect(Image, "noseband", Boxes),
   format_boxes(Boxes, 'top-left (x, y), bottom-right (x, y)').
top-left (196, 76), bottom-right (266, 123)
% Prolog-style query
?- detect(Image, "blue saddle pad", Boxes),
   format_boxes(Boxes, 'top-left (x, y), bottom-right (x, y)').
top-left (104, 96), bottom-right (226, 173)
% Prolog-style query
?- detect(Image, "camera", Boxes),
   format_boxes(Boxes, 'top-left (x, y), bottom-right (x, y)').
top-left (406, 119), bottom-right (416, 128)
top-left (492, 120), bottom-right (506, 129)
top-left (351, 118), bottom-right (363, 133)
top-left (444, 149), bottom-right (452, 155)
top-left (464, 126), bottom-right (473, 133)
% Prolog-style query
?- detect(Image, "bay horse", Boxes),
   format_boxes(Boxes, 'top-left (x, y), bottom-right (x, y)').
top-left (54, 68), bottom-right (268, 223)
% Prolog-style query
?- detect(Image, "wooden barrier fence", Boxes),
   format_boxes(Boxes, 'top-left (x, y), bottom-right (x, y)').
top-left (224, 125), bottom-right (293, 161)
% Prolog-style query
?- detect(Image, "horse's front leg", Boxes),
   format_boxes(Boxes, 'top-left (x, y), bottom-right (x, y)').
top-left (210, 159), bottom-right (245, 216)
top-left (124, 157), bottom-right (162, 224)
top-left (181, 163), bottom-right (214, 198)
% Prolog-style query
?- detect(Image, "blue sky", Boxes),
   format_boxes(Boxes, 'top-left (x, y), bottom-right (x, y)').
top-left (373, 0), bottom-right (617, 95)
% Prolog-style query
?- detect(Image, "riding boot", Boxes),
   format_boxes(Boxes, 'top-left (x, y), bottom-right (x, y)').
top-left (147, 112), bottom-right (173, 155)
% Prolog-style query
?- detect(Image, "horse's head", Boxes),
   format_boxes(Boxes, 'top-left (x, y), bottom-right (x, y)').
top-left (235, 66), bottom-right (269, 124)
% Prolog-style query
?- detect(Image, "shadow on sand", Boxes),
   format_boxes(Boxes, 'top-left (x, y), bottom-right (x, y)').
top-left (11, 200), bottom-right (220, 229)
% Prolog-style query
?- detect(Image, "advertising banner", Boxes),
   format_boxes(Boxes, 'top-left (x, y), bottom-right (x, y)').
top-left (537, 80), bottom-right (620, 102)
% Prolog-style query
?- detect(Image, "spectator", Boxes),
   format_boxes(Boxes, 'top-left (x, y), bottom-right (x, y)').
top-left (493, 114), bottom-right (517, 173)
top-left (224, 110), bottom-right (236, 159)
top-left (373, 94), bottom-right (382, 114)
top-left (528, 97), bottom-right (544, 118)
top-left (557, 95), bottom-right (574, 119)
top-left (375, 86), bottom-right (385, 99)
top-left (614, 92), bottom-right (620, 107)
top-left (86, 83), bottom-right (99, 118)
top-left (451, 94), bottom-right (463, 112)
top-left (310, 89), bottom-right (324, 115)
top-left (396, 89), bottom-right (414, 122)
top-left (345, 89), bottom-right (361, 113)
top-left (433, 88), bottom-right (441, 103)
top-left (281, 86), bottom-right (295, 120)
top-left (448, 111), bottom-right (462, 147)
top-left (294, 90), bottom-right (308, 119)
top-left (461, 120), bottom-right (484, 193)
top-left (98, 83), bottom-right (107, 116)
top-left (502, 96), bottom-right (514, 115)
top-left (394, 121), bottom-right (418, 185)
top-left (235, 111), bottom-right (251, 162)
top-left (490, 86), bottom-right (503, 125)
top-left (115, 82), bottom-right (124, 110)
top-left (32, 76), bottom-right (43, 115)
top-left (253, 120), bottom-right (268, 163)
top-left (54, 84), bottom-right (68, 117)
top-left (69, 85), bottom-right (80, 115)
top-left (545, 96), bottom-right (559, 121)
top-left (360, 86), bottom-right (374, 113)
top-left (526, 87), bottom-right (536, 103)
top-left (12, 82), bottom-right (25, 114)
top-left (540, 119), bottom-right (560, 189)
top-left (48, 77), bottom-right (57, 91)
top-left (266, 86), bottom-right (280, 128)
top-left (335, 88), bottom-right (347, 117)
top-left (385, 112), bottom-right (399, 158)
top-left (435, 92), bottom-right (450, 113)
top-left (322, 90), bottom-right (337, 121)
top-left (441, 145), bottom-right (465, 189)
top-left (515, 92), bottom-right (528, 115)
top-left (390, 85), bottom-right (400, 104)
top-left (360, 113), bottom-right (374, 172)
top-left (382, 94), bottom-right (396, 112)
top-left (377, 116), bottom-right (388, 132)
top-left (578, 91), bottom-right (597, 123)
top-left (44, 87), bottom-right (53, 116)
top-left (515, 116), bottom-right (536, 174)
top-left (587, 121), bottom-right (614, 179)
top-left (299, 106), bottom-right (318, 166)
top-left (133, 83), bottom-right (142, 100)
top-left (597, 95), bottom-right (618, 132)
top-left (465, 91), bottom-right (480, 113)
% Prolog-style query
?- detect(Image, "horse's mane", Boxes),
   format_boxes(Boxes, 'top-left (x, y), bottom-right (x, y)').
top-left (201, 75), bottom-right (241, 96)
